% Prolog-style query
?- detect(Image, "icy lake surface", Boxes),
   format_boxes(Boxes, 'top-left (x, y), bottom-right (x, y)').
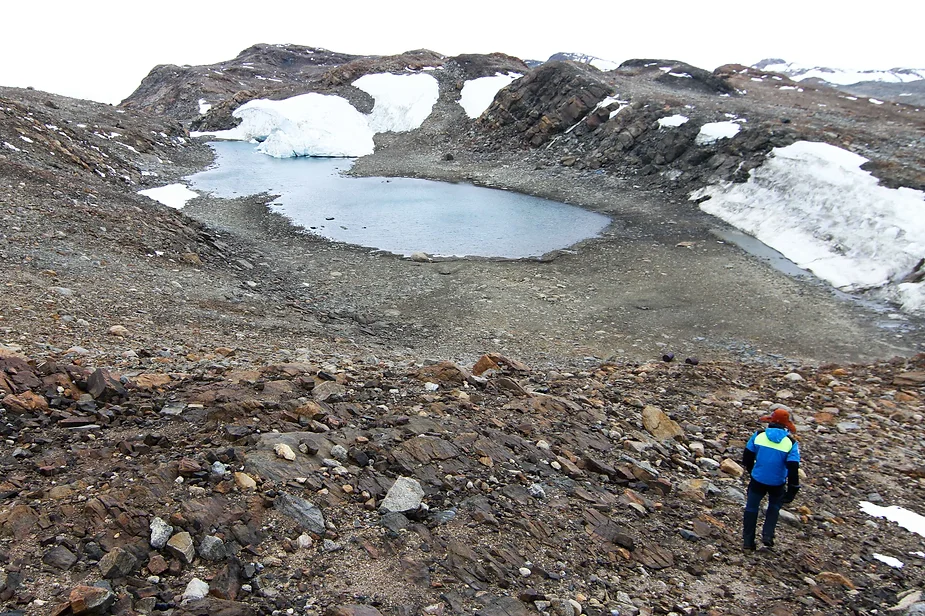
top-left (186, 142), bottom-right (611, 258)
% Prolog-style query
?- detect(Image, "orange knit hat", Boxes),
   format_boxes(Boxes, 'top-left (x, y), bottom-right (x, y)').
top-left (759, 408), bottom-right (797, 435)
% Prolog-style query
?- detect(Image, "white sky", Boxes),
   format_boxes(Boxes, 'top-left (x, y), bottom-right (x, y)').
top-left (2, 0), bottom-right (924, 105)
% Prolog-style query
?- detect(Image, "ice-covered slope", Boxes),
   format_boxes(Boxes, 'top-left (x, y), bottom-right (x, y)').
top-left (692, 141), bottom-right (925, 313)
top-left (192, 73), bottom-right (439, 157)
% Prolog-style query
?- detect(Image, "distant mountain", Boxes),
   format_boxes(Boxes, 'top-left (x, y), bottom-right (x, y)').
top-left (754, 59), bottom-right (925, 105)
top-left (543, 52), bottom-right (620, 71)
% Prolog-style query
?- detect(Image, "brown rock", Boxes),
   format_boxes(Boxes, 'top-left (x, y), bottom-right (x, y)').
top-left (472, 355), bottom-right (501, 376)
top-left (720, 458), bottom-right (745, 477)
top-left (895, 371), bottom-right (925, 386)
top-left (414, 361), bottom-right (469, 385)
top-left (175, 597), bottom-right (260, 616)
top-left (0, 504), bottom-right (38, 536)
top-left (147, 554), bottom-right (169, 575)
top-left (166, 531), bottom-right (195, 564)
top-left (1, 390), bottom-right (49, 414)
top-left (131, 373), bottom-right (173, 390)
top-left (641, 405), bottom-right (684, 441)
top-left (816, 571), bottom-right (856, 589)
top-left (209, 558), bottom-right (244, 600)
top-left (68, 585), bottom-right (115, 615)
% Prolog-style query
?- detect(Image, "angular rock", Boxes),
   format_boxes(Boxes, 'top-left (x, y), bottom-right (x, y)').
top-left (720, 458), bottom-right (745, 477)
top-left (894, 371), bottom-right (925, 387)
top-left (149, 516), bottom-right (173, 549)
top-left (68, 585), bottom-right (115, 615)
top-left (99, 546), bottom-right (138, 579)
top-left (641, 405), bottom-right (684, 441)
top-left (1, 390), bottom-right (49, 414)
top-left (414, 361), bottom-right (469, 385)
top-left (209, 558), bottom-right (244, 601)
top-left (199, 535), bottom-right (227, 562)
top-left (379, 476), bottom-right (425, 513)
top-left (275, 492), bottom-right (325, 534)
top-left (274, 443), bottom-right (296, 461)
top-left (87, 368), bottom-right (127, 402)
top-left (166, 531), bottom-right (196, 564)
top-left (42, 545), bottom-right (77, 571)
top-left (233, 472), bottom-right (257, 490)
top-left (312, 380), bottom-right (346, 401)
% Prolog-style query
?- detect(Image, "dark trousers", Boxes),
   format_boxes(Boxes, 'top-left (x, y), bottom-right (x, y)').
top-left (743, 478), bottom-right (785, 547)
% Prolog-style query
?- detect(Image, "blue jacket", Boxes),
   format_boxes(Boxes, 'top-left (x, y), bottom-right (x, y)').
top-left (743, 427), bottom-right (800, 487)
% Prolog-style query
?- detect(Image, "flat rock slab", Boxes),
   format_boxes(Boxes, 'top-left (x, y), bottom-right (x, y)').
top-left (245, 432), bottom-right (332, 482)
top-left (275, 492), bottom-right (325, 534)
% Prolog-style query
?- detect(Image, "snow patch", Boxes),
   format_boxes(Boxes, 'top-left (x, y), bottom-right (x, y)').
top-left (138, 184), bottom-right (199, 209)
top-left (691, 143), bottom-right (925, 313)
top-left (198, 99), bottom-right (212, 114)
top-left (657, 114), bottom-right (689, 128)
top-left (459, 73), bottom-right (522, 119)
top-left (695, 121), bottom-right (741, 145)
top-left (353, 73), bottom-right (439, 132)
top-left (873, 553), bottom-right (904, 568)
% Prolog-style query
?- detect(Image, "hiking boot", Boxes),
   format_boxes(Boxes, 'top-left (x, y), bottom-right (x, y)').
top-left (743, 542), bottom-right (757, 552)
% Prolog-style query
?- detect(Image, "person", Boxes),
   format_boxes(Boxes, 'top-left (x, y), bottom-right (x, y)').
top-left (741, 407), bottom-right (801, 551)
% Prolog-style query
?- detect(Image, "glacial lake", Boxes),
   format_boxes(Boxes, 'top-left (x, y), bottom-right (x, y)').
top-left (186, 142), bottom-right (611, 258)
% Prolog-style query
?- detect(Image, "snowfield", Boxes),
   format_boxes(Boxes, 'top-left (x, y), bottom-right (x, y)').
top-left (191, 73), bottom-right (439, 158)
top-left (459, 73), bottom-right (522, 119)
top-left (354, 73), bottom-right (439, 132)
top-left (691, 141), bottom-right (925, 314)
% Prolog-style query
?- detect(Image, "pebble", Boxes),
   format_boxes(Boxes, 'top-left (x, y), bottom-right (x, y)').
top-left (234, 472), bottom-right (258, 490)
top-left (274, 443), bottom-right (297, 461)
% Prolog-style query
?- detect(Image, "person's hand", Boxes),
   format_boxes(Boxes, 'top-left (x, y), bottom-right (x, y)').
top-left (783, 486), bottom-right (800, 504)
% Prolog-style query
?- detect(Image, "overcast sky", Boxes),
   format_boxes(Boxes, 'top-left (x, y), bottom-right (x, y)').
top-left (3, 0), bottom-right (924, 105)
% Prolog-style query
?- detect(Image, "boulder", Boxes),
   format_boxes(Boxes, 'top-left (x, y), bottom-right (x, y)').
top-left (641, 405), bottom-right (684, 441)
